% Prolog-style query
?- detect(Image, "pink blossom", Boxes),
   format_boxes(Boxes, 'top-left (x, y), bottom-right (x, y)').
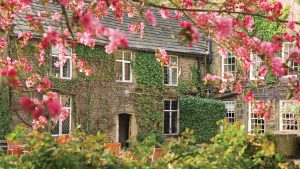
top-left (260, 42), bottom-right (275, 58)
top-left (47, 99), bottom-right (62, 118)
top-left (18, 32), bottom-right (33, 46)
top-left (271, 57), bottom-right (285, 77)
top-left (243, 16), bottom-right (254, 32)
top-left (219, 82), bottom-right (227, 93)
top-left (60, 109), bottom-right (70, 121)
top-left (223, 72), bottom-right (234, 82)
top-left (145, 10), bottom-right (157, 27)
top-left (234, 82), bottom-right (243, 94)
top-left (59, 0), bottom-right (68, 6)
top-left (52, 12), bottom-right (61, 21)
top-left (77, 32), bottom-right (95, 47)
top-left (215, 17), bottom-right (233, 40)
top-left (178, 21), bottom-right (199, 46)
top-left (288, 20), bottom-right (296, 30)
top-left (105, 29), bottom-right (128, 54)
top-left (0, 37), bottom-right (7, 50)
top-left (204, 73), bottom-right (221, 83)
top-left (263, 112), bottom-right (270, 120)
top-left (128, 22), bottom-right (144, 38)
top-left (160, 8), bottom-right (170, 19)
top-left (20, 96), bottom-right (35, 112)
top-left (259, 65), bottom-right (268, 77)
top-left (244, 92), bottom-right (254, 102)
top-left (32, 116), bottom-right (47, 130)
top-left (156, 48), bottom-right (169, 65)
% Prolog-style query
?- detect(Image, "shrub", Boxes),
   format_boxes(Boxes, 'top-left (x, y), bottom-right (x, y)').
top-left (179, 97), bottom-right (226, 143)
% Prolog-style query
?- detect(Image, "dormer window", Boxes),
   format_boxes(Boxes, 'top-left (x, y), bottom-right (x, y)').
top-left (51, 46), bottom-right (72, 79)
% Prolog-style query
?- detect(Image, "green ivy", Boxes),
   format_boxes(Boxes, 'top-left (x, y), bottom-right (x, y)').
top-left (179, 97), bottom-right (226, 143)
top-left (132, 52), bottom-right (164, 136)
top-left (177, 65), bottom-right (199, 95)
top-left (0, 86), bottom-right (11, 139)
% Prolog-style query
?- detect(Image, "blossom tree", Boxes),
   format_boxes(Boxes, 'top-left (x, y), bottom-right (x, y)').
top-left (0, 0), bottom-right (298, 129)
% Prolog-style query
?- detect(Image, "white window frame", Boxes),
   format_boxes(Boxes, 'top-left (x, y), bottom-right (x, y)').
top-left (279, 100), bottom-right (300, 132)
top-left (250, 53), bottom-right (264, 80)
top-left (163, 100), bottom-right (179, 135)
top-left (221, 52), bottom-right (236, 78)
top-left (224, 101), bottom-right (235, 123)
top-left (115, 51), bottom-right (133, 83)
top-left (164, 55), bottom-right (178, 86)
top-left (248, 102), bottom-right (265, 133)
top-left (52, 95), bottom-right (72, 136)
top-left (51, 47), bottom-right (72, 80)
top-left (282, 42), bottom-right (299, 78)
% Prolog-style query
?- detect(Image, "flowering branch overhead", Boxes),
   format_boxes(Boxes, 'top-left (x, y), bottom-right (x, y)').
top-left (0, 0), bottom-right (299, 129)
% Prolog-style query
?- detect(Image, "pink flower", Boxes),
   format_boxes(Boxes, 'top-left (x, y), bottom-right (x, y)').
top-left (178, 21), bottom-right (199, 47)
top-left (234, 82), bottom-right (243, 94)
top-left (244, 92), bottom-right (254, 102)
top-left (156, 48), bottom-right (169, 65)
top-left (223, 72), bottom-right (234, 82)
top-left (18, 32), bottom-right (33, 46)
top-left (160, 8), bottom-right (170, 19)
top-left (21, 0), bottom-right (32, 5)
top-left (32, 116), bottom-right (47, 130)
top-left (260, 42), bottom-right (275, 58)
top-left (20, 96), bottom-right (35, 112)
top-left (0, 37), bottom-right (7, 50)
top-left (215, 17), bottom-right (233, 40)
top-left (204, 73), bottom-right (221, 83)
top-left (42, 77), bottom-right (51, 90)
top-left (128, 22), bottom-right (144, 38)
top-left (145, 10), bottom-right (157, 27)
top-left (77, 32), bottom-right (95, 47)
top-left (47, 99), bottom-right (62, 118)
top-left (271, 57), bottom-right (285, 77)
top-left (259, 65), bottom-right (267, 77)
top-left (105, 29), bottom-right (128, 54)
top-left (60, 109), bottom-right (70, 121)
top-left (52, 12), bottom-right (61, 21)
top-left (242, 16), bottom-right (254, 32)
top-left (219, 82), bottom-right (227, 93)
top-left (263, 112), bottom-right (270, 120)
top-left (59, 0), bottom-right (68, 6)
top-left (288, 20), bottom-right (296, 30)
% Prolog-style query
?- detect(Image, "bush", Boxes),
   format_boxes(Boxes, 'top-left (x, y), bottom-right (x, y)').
top-left (179, 97), bottom-right (226, 143)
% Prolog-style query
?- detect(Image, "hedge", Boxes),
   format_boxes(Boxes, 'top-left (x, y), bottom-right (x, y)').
top-left (179, 97), bottom-right (226, 143)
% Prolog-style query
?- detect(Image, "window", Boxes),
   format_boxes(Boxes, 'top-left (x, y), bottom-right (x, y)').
top-left (279, 100), bottom-right (300, 131)
top-left (52, 95), bottom-right (72, 136)
top-left (164, 56), bottom-right (178, 86)
top-left (250, 53), bottom-right (263, 80)
top-left (248, 102), bottom-right (265, 133)
top-left (222, 52), bottom-right (236, 77)
top-left (224, 101), bottom-right (235, 123)
top-left (282, 42), bottom-right (300, 76)
top-left (164, 100), bottom-right (179, 134)
top-left (51, 46), bottom-right (72, 79)
top-left (115, 51), bottom-right (133, 82)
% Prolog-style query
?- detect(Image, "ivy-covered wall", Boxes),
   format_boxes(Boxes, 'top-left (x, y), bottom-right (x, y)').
top-left (179, 97), bottom-right (226, 143)
top-left (0, 87), bottom-right (11, 139)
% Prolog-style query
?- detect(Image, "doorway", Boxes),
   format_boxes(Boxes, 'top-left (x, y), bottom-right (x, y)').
top-left (118, 114), bottom-right (131, 148)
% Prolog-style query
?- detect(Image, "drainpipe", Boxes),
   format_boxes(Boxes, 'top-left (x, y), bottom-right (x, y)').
top-left (205, 38), bottom-right (213, 97)
top-left (197, 57), bottom-right (202, 94)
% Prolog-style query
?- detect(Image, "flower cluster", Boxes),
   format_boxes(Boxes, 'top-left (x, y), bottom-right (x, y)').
top-left (253, 100), bottom-right (271, 120)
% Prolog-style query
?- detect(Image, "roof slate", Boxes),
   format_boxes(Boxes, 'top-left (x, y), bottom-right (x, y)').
top-left (13, 2), bottom-right (207, 57)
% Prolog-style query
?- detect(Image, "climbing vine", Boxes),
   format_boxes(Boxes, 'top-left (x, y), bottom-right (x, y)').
top-left (0, 86), bottom-right (11, 139)
top-left (177, 65), bottom-right (200, 95)
top-left (132, 52), bottom-right (164, 136)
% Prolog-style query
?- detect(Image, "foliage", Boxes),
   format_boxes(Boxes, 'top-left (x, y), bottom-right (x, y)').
top-left (0, 86), bottom-right (11, 139)
top-left (132, 52), bottom-right (164, 134)
top-left (177, 65), bottom-right (200, 95)
top-left (179, 97), bottom-right (226, 143)
top-left (1, 123), bottom-right (299, 169)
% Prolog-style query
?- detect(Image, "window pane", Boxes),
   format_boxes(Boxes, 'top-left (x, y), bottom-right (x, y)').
top-left (115, 51), bottom-right (123, 60)
top-left (171, 101), bottom-right (178, 110)
top-left (171, 56), bottom-right (178, 66)
top-left (61, 95), bottom-right (71, 107)
top-left (164, 66), bottom-right (169, 84)
top-left (171, 68), bottom-right (178, 85)
top-left (51, 122), bottom-right (59, 135)
top-left (61, 109), bottom-right (70, 134)
top-left (51, 56), bottom-right (60, 75)
top-left (164, 100), bottom-right (170, 110)
top-left (124, 51), bottom-right (132, 61)
top-left (124, 62), bottom-right (131, 81)
top-left (116, 61), bottom-right (122, 81)
top-left (164, 112), bottom-right (170, 134)
top-left (62, 58), bottom-right (71, 78)
top-left (171, 111), bottom-right (178, 133)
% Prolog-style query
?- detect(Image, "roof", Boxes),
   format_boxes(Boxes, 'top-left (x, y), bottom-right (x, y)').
top-left (13, 2), bottom-right (208, 57)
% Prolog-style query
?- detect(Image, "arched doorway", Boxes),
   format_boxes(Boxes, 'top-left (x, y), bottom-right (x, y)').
top-left (118, 113), bottom-right (131, 147)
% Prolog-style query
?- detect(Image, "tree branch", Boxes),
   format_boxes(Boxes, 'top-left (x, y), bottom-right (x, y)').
top-left (147, 2), bottom-right (300, 25)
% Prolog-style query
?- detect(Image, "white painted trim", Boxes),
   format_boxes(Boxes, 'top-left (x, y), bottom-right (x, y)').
top-left (163, 99), bottom-right (179, 135)
top-left (248, 102), bottom-right (252, 133)
top-left (115, 51), bottom-right (133, 83)
top-left (164, 56), bottom-right (178, 86)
